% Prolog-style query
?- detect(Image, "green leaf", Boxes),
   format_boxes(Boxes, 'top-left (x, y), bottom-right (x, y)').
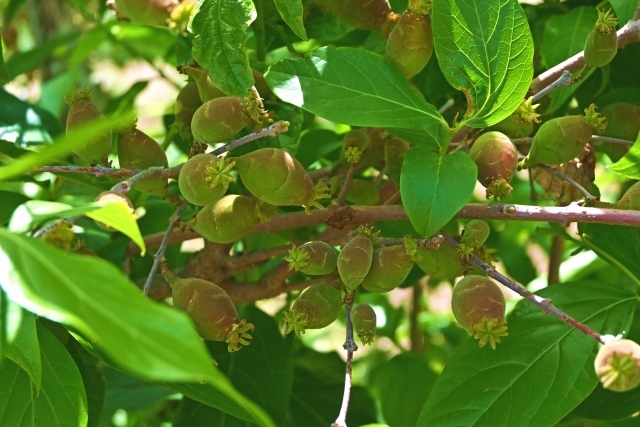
top-left (5, 32), bottom-right (81, 80)
top-left (66, 339), bottom-right (105, 427)
top-left (175, 306), bottom-right (293, 426)
top-left (191, 0), bottom-right (256, 97)
top-left (431, 0), bottom-right (534, 127)
top-left (0, 33), bottom-right (9, 84)
top-left (0, 89), bottom-right (63, 144)
top-left (0, 190), bottom-right (29, 226)
top-left (609, 0), bottom-right (637, 25)
top-left (265, 46), bottom-right (450, 148)
top-left (0, 290), bottom-right (24, 359)
top-left (372, 353), bottom-right (437, 427)
top-left (274, 0), bottom-right (307, 40)
top-left (4, 310), bottom-right (41, 391)
top-left (0, 112), bottom-right (127, 181)
top-left (418, 281), bottom-right (637, 427)
top-left (607, 133), bottom-right (640, 179)
top-left (400, 148), bottom-right (477, 237)
top-left (540, 7), bottom-right (597, 69)
top-left (0, 230), bottom-right (274, 427)
top-left (580, 224), bottom-right (640, 288)
top-left (85, 202), bottom-right (146, 256)
top-left (0, 322), bottom-right (88, 426)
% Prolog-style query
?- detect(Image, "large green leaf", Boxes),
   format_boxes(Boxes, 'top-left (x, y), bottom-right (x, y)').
top-left (400, 148), bottom-right (477, 237)
top-left (0, 290), bottom-right (24, 360)
top-left (66, 339), bottom-right (105, 427)
top-left (580, 224), bottom-right (640, 288)
top-left (192, 0), bottom-right (256, 96)
top-left (0, 33), bottom-right (9, 84)
top-left (265, 46), bottom-right (450, 148)
top-left (431, 0), bottom-right (534, 127)
top-left (5, 32), bottom-right (81, 80)
top-left (609, 0), bottom-right (637, 24)
top-left (4, 310), bottom-right (41, 391)
top-left (0, 322), bottom-right (88, 426)
top-left (174, 305), bottom-right (294, 426)
top-left (85, 202), bottom-right (145, 256)
top-left (0, 230), bottom-right (274, 427)
top-left (418, 281), bottom-right (637, 427)
top-left (607, 133), bottom-right (640, 179)
top-left (274, 0), bottom-right (307, 40)
top-left (0, 89), bottom-right (63, 144)
top-left (372, 353), bottom-right (437, 427)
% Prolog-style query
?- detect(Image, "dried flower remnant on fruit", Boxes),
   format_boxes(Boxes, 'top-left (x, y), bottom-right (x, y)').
top-left (458, 219), bottom-right (490, 258)
top-left (469, 131), bottom-right (518, 200)
top-left (451, 276), bottom-right (508, 349)
top-left (164, 271), bottom-right (254, 352)
top-left (337, 226), bottom-right (377, 291)
top-left (584, 9), bottom-right (619, 68)
top-left (284, 241), bottom-right (338, 275)
top-left (179, 154), bottom-right (234, 206)
top-left (283, 284), bottom-right (343, 338)
top-left (192, 195), bottom-right (276, 243)
top-left (351, 303), bottom-right (376, 345)
top-left (65, 86), bottom-right (112, 165)
top-left (342, 129), bottom-right (370, 164)
top-left (489, 97), bottom-right (540, 138)
top-left (595, 339), bottom-right (640, 392)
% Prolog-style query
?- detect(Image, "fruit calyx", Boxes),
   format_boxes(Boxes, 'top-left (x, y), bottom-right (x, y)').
top-left (403, 235), bottom-right (422, 261)
top-left (472, 317), bottom-right (508, 350)
top-left (283, 309), bottom-right (309, 338)
top-left (65, 86), bottom-right (92, 106)
top-left (204, 156), bottom-right (236, 189)
top-left (283, 244), bottom-right (310, 271)
top-left (351, 303), bottom-right (376, 345)
top-left (457, 219), bottom-right (490, 258)
top-left (408, 0), bottom-right (432, 15)
top-left (585, 103), bottom-right (607, 134)
top-left (516, 96), bottom-right (541, 124)
top-left (225, 319), bottom-right (255, 352)
top-left (304, 181), bottom-right (331, 214)
top-left (595, 339), bottom-right (640, 392)
top-left (486, 178), bottom-right (513, 201)
top-left (594, 9), bottom-right (618, 33)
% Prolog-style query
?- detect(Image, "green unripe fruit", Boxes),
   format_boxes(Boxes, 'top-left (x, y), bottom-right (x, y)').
top-left (490, 96), bottom-right (540, 138)
top-left (415, 244), bottom-right (464, 279)
top-left (342, 129), bottom-right (370, 164)
top-left (470, 131), bottom-right (518, 200)
top-left (116, 122), bottom-right (169, 196)
top-left (284, 241), bottom-right (338, 276)
top-left (613, 182), bottom-right (640, 210)
top-left (234, 148), bottom-right (319, 208)
top-left (283, 284), bottom-right (343, 338)
top-left (359, 128), bottom-right (388, 168)
top-left (175, 81), bottom-right (202, 139)
top-left (66, 87), bottom-right (112, 165)
top-left (385, 11), bottom-right (433, 78)
top-left (337, 232), bottom-right (375, 291)
top-left (165, 272), bottom-right (253, 352)
top-left (178, 154), bottom-right (234, 206)
top-left (527, 116), bottom-right (592, 166)
top-left (326, 0), bottom-right (391, 30)
top-left (451, 275), bottom-right (508, 349)
top-left (114, 0), bottom-right (178, 26)
top-left (38, 220), bottom-right (76, 251)
top-left (458, 219), bottom-right (490, 258)
top-left (351, 303), bottom-right (376, 345)
top-left (361, 245), bottom-right (414, 293)
top-left (191, 97), bottom-right (250, 145)
top-left (595, 339), bottom-right (640, 392)
top-left (192, 195), bottom-right (275, 243)
top-left (346, 179), bottom-right (380, 206)
top-left (599, 103), bottom-right (640, 162)
top-left (385, 136), bottom-right (410, 185)
top-left (584, 9), bottom-right (619, 68)
top-left (179, 65), bottom-right (225, 103)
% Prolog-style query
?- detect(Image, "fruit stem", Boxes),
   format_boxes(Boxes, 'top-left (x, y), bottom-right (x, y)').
top-left (535, 163), bottom-right (598, 203)
top-left (143, 201), bottom-right (187, 295)
top-left (441, 232), bottom-right (609, 344)
top-left (532, 70), bottom-right (572, 103)
top-left (332, 291), bottom-right (357, 427)
top-left (332, 163), bottom-right (358, 207)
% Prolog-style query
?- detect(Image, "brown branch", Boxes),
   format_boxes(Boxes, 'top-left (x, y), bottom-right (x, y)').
top-left (530, 19), bottom-right (640, 95)
top-left (129, 203), bottom-right (640, 255)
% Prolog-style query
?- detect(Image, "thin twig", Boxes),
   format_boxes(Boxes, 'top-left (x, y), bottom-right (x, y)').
top-left (212, 120), bottom-right (290, 156)
top-left (382, 190), bottom-right (401, 205)
top-left (143, 202), bottom-right (187, 295)
top-left (442, 233), bottom-right (607, 344)
top-left (32, 165), bottom-right (142, 178)
top-left (332, 291), bottom-right (357, 427)
top-left (530, 19), bottom-right (640, 95)
top-left (438, 99), bottom-right (455, 114)
top-left (532, 70), bottom-right (572, 102)
top-left (536, 163), bottom-right (597, 202)
top-left (333, 164), bottom-right (357, 207)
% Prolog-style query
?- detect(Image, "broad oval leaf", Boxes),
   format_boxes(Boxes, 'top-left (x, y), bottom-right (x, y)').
top-left (85, 201), bottom-right (146, 256)
top-left (400, 148), bottom-right (477, 237)
top-left (274, 0), bottom-right (307, 41)
top-left (608, 134), bottom-right (640, 179)
top-left (431, 0), bottom-right (534, 127)
top-left (0, 322), bottom-right (88, 427)
top-left (0, 229), bottom-right (275, 427)
top-left (4, 310), bottom-right (41, 391)
top-left (417, 281), bottom-right (637, 427)
top-left (192, 0), bottom-right (256, 97)
top-left (265, 46), bottom-right (450, 148)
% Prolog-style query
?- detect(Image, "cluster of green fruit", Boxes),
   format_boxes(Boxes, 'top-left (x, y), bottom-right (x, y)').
top-left (110, 0), bottom-right (196, 33)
